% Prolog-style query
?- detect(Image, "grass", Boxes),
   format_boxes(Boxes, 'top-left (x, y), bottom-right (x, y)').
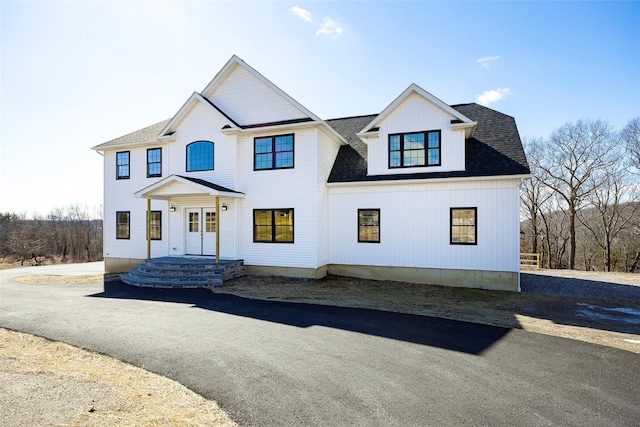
top-left (0, 328), bottom-right (238, 427)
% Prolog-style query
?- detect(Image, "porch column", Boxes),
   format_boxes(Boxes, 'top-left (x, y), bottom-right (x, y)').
top-left (215, 196), bottom-right (220, 264)
top-left (146, 198), bottom-right (151, 259)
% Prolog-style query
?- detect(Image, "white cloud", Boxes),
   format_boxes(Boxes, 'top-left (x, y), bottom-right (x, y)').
top-left (476, 88), bottom-right (511, 106)
top-left (291, 6), bottom-right (312, 23)
top-left (476, 55), bottom-right (500, 68)
top-left (316, 17), bottom-right (343, 39)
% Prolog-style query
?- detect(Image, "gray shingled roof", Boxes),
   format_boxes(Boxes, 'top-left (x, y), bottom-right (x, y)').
top-left (327, 103), bottom-right (530, 183)
top-left (92, 119), bottom-right (171, 150)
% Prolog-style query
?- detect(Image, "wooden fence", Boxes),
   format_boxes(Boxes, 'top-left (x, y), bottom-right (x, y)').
top-left (520, 253), bottom-right (541, 269)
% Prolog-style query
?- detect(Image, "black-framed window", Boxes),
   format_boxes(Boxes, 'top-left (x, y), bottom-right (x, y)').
top-left (147, 148), bottom-right (162, 177)
top-left (450, 207), bottom-right (477, 245)
top-left (116, 211), bottom-right (130, 239)
top-left (389, 130), bottom-right (441, 168)
top-left (358, 209), bottom-right (380, 243)
top-left (148, 210), bottom-right (161, 240)
top-left (253, 209), bottom-right (294, 243)
top-left (116, 151), bottom-right (130, 179)
top-left (186, 141), bottom-right (214, 172)
top-left (254, 134), bottom-right (294, 170)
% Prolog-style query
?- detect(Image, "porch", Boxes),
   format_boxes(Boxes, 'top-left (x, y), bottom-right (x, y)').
top-left (120, 257), bottom-right (244, 289)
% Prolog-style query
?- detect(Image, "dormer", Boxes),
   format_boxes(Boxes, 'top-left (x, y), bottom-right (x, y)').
top-left (357, 84), bottom-right (476, 177)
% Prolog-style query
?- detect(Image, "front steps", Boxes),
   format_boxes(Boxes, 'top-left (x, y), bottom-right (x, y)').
top-left (120, 257), bottom-right (244, 289)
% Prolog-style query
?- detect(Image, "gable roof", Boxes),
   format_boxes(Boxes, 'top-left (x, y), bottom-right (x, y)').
top-left (91, 119), bottom-right (171, 151)
top-left (201, 55), bottom-right (321, 123)
top-left (327, 103), bottom-right (530, 183)
top-left (360, 84), bottom-right (474, 134)
top-left (159, 92), bottom-right (240, 137)
top-left (134, 174), bottom-right (244, 200)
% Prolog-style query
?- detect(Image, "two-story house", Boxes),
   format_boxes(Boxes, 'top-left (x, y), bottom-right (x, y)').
top-left (92, 55), bottom-right (530, 291)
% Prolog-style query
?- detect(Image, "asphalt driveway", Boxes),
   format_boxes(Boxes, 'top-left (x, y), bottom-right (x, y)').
top-left (1, 264), bottom-right (639, 426)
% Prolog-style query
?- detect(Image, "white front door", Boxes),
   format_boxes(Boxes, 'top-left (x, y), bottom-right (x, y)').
top-left (185, 208), bottom-right (216, 256)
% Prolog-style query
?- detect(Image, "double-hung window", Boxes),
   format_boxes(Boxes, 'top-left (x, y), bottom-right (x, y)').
top-left (148, 211), bottom-right (161, 240)
top-left (254, 134), bottom-right (294, 170)
top-left (186, 141), bottom-right (214, 172)
top-left (116, 151), bottom-right (130, 179)
top-left (147, 148), bottom-right (162, 177)
top-left (116, 211), bottom-right (130, 239)
top-left (358, 209), bottom-right (380, 243)
top-left (389, 130), bottom-right (441, 168)
top-left (450, 207), bottom-right (477, 245)
top-left (253, 209), bottom-right (294, 243)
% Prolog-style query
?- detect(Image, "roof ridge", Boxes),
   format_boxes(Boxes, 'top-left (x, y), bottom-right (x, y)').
top-left (325, 113), bottom-right (379, 122)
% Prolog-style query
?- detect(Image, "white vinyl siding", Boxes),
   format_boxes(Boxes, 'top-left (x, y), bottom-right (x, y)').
top-left (366, 93), bottom-right (466, 176)
top-left (208, 64), bottom-right (307, 126)
top-left (237, 128), bottom-right (318, 268)
top-left (328, 179), bottom-right (521, 273)
top-left (316, 127), bottom-right (342, 267)
top-left (168, 101), bottom-right (237, 189)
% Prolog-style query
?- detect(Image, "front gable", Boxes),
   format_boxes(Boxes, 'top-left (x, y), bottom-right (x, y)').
top-left (202, 56), bottom-right (319, 127)
top-left (359, 85), bottom-right (474, 176)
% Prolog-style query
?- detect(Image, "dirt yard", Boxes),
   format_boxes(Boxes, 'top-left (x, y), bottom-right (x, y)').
top-left (2, 269), bottom-right (639, 426)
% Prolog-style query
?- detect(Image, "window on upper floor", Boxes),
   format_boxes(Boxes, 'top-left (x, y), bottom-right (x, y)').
top-left (116, 151), bottom-right (130, 179)
top-left (253, 209), bottom-right (294, 243)
top-left (389, 130), bottom-right (441, 168)
top-left (148, 210), bottom-right (161, 240)
top-left (147, 148), bottom-right (162, 178)
top-left (450, 207), bottom-right (477, 245)
top-left (116, 211), bottom-right (130, 239)
top-left (254, 134), bottom-right (294, 170)
top-left (358, 209), bottom-right (380, 243)
top-left (186, 141), bottom-right (214, 172)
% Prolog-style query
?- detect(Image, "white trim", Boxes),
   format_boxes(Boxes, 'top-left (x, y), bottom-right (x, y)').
top-left (159, 92), bottom-right (239, 137)
top-left (360, 83), bottom-right (474, 134)
top-left (326, 174), bottom-right (531, 188)
top-left (221, 120), bottom-right (347, 145)
top-left (451, 121), bottom-right (478, 139)
top-left (91, 138), bottom-right (170, 152)
top-left (134, 174), bottom-right (245, 200)
top-left (201, 55), bottom-right (322, 122)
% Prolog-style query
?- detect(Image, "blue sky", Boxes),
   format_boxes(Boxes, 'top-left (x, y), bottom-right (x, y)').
top-left (1, 1), bottom-right (639, 215)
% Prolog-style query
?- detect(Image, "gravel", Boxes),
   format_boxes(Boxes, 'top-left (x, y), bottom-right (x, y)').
top-left (521, 269), bottom-right (640, 300)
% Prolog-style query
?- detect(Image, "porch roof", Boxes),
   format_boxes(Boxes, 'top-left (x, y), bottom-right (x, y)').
top-left (134, 174), bottom-right (245, 200)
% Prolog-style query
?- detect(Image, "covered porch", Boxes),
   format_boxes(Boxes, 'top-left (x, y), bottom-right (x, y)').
top-left (134, 174), bottom-right (245, 262)
top-left (123, 175), bottom-right (246, 288)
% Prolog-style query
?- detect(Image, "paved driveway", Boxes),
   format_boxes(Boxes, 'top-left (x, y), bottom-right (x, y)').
top-left (1, 264), bottom-right (639, 426)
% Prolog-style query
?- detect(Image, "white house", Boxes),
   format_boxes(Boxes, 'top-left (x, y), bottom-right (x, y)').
top-left (92, 55), bottom-right (530, 291)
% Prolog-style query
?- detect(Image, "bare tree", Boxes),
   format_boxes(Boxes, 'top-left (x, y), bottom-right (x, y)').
top-left (579, 157), bottom-right (640, 271)
top-left (621, 117), bottom-right (640, 169)
top-left (538, 119), bottom-right (618, 269)
top-left (521, 137), bottom-right (554, 255)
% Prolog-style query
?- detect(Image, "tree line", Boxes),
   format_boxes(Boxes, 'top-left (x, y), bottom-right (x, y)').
top-left (521, 117), bottom-right (640, 272)
top-left (0, 205), bottom-right (103, 266)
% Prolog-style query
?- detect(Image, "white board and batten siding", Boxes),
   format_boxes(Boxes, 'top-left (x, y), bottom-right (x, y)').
top-left (208, 64), bottom-right (308, 126)
top-left (328, 179), bottom-right (521, 273)
top-left (366, 93), bottom-right (466, 176)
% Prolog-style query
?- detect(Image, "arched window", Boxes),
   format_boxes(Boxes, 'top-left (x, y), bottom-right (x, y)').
top-left (186, 141), bottom-right (214, 172)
